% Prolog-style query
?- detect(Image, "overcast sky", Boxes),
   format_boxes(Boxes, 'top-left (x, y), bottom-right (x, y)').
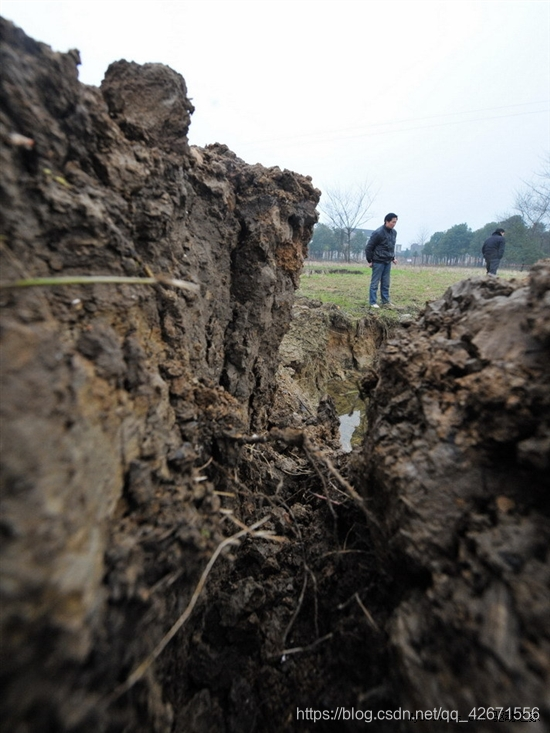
top-left (2, 0), bottom-right (549, 245)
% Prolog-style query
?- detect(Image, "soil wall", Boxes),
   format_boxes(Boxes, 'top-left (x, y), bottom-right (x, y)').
top-left (352, 268), bottom-right (550, 730)
top-left (0, 19), bottom-right (335, 732)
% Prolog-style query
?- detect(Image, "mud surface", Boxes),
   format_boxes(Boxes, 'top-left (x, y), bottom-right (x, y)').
top-left (352, 268), bottom-right (550, 731)
top-left (278, 297), bottom-right (386, 451)
top-left (1, 18), bottom-right (549, 733)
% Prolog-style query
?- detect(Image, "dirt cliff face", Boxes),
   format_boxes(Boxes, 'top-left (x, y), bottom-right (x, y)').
top-left (279, 297), bottom-right (387, 402)
top-left (354, 267), bottom-right (550, 729)
top-left (0, 18), bottom-right (346, 733)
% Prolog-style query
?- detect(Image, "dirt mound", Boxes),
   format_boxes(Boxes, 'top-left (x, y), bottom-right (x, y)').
top-left (352, 265), bottom-right (550, 730)
top-left (0, 18), bottom-right (353, 733)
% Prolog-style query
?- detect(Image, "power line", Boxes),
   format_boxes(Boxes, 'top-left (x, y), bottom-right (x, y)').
top-left (238, 102), bottom-right (550, 151)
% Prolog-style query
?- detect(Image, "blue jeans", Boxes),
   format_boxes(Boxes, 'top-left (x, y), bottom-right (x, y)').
top-left (485, 258), bottom-right (500, 275)
top-left (369, 261), bottom-right (392, 305)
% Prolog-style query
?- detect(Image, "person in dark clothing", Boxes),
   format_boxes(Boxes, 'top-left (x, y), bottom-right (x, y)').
top-left (482, 228), bottom-right (506, 275)
top-left (365, 213), bottom-right (398, 308)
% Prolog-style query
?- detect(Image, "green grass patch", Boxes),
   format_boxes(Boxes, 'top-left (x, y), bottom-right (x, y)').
top-left (297, 263), bottom-right (526, 318)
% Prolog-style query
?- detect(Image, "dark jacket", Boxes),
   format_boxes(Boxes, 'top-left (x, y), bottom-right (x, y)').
top-left (365, 225), bottom-right (397, 263)
top-left (482, 233), bottom-right (505, 260)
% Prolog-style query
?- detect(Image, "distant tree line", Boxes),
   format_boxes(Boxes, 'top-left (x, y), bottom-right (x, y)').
top-left (406, 216), bottom-right (549, 269)
top-left (309, 154), bottom-right (550, 268)
top-left (309, 215), bottom-right (549, 268)
top-left (308, 223), bottom-right (370, 261)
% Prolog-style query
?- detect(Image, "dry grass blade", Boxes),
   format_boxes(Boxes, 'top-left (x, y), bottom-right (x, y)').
top-left (354, 593), bottom-right (380, 632)
top-left (106, 516), bottom-right (272, 705)
top-left (278, 632), bottom-right (334, 658)
top-left (0, 274), bottom-right (200, 293)
top-left (303, 436), bottom-right (380, 529)
top-left (281, 572), bottom-right (309, 649)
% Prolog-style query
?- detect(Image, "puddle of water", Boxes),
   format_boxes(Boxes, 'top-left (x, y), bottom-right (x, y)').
top-left (339, 410), bottom-right (362, 452)
top-left (325, 376), bottom-right (367, 453)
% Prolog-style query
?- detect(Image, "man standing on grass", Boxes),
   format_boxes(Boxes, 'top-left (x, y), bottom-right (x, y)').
top-left (482, 227), bottom-right (506, 276)
top-left (365, 213), bottom-right (398, 309)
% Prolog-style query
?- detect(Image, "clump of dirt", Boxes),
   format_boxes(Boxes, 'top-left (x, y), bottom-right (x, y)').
top-left (0, 18), bottom-right (362, 733)
top-left (351, 265), bottom-right (550, 731)
top-left (0, 18), bottom-right (398, 733)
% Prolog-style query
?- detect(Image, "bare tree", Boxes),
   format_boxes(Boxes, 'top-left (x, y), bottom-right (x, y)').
top-left (514, 153), bottom-right (550, 230)
top-left (413, 225), bottom-right (431, 264)
top-left (512, 154), bottom-right (550, 258)
top-left (321, 182), bottom-right (377, 263)
top-left (416, 225), bottom-right (431, 248)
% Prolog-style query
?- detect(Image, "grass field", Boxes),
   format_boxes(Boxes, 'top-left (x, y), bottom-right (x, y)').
top-left (297, 263), bottom-right (527, 318)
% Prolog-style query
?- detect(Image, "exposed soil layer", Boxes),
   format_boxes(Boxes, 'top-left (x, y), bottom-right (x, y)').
top-left (351, 268), bottom-right (550, 731)
top-left (1, 18), bottom-right (549, 733)
top-left (279, 297), bottom-right (387, 402)
top-left (0, 19), bottom-right (393, 733)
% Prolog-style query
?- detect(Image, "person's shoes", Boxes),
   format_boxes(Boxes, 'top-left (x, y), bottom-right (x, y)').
top-left (381, 302), bottom-right (396, 308)
top-left (370, 303), bottom-right (380, 309)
